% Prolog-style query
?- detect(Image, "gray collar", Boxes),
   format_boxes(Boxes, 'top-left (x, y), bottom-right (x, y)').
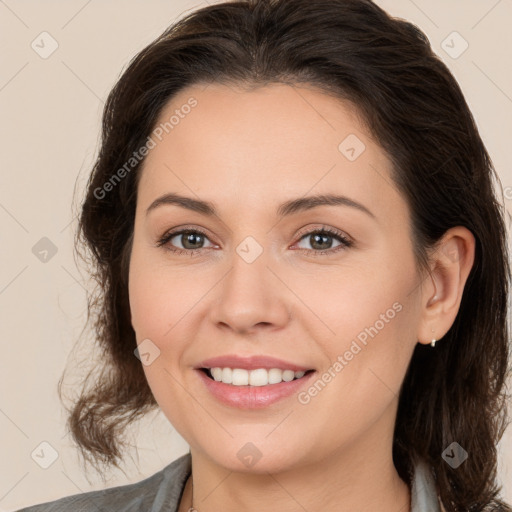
top-left (411, 458), bottom-right (442, 511)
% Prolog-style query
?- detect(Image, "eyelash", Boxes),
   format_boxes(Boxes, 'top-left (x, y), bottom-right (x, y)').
top-left (156, 225), bottom-right (353, 257)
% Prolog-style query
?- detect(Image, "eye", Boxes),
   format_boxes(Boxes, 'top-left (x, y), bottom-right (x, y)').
top-left (293, 226), bottom-right (353, 256)
top-left (156, 227), bottom-right (216, 256)
top-left (156, 225), bottom-right (353, 257)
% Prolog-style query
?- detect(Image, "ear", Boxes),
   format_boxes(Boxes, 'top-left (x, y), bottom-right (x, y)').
top-left (416, 226), bottom-right (476, 346)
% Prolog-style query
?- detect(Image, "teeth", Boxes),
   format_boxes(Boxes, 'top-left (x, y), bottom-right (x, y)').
top-left (232, 368), bottom-right (249, 386)
top-left (249, 368), bottom-right (267, 386)
top-left (208, 367), bottom-right (308, 386)
top-left (268, 368), bottom-right (283, 384)
top-left (221, 367), bottom-right (232, 384)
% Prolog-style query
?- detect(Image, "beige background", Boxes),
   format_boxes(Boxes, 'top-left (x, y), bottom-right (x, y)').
top-left (1, 0), bottom-right (511, 510)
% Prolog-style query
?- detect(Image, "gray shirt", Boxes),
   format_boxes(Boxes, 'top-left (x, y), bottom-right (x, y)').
top-left (16, 453), bottom-right (442, 511)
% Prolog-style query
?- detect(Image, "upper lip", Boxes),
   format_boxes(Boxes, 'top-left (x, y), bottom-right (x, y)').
top-left (197, 354), bottom-right (313, 372)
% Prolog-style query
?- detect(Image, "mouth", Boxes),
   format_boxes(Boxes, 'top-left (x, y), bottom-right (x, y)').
top-left (200, 367), bottom-right (315, 386)
top-left (194, 354), bottom-right (317, 408)
top-left (195, 364), bottom-right (317, 409)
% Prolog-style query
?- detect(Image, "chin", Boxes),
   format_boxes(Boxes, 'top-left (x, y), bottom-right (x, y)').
top-left (192, 435), bottom-right (309, 475)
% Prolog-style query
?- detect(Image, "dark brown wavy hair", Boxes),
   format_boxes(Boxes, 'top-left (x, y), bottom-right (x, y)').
top-left (59, 0), bottom-right (512, 509)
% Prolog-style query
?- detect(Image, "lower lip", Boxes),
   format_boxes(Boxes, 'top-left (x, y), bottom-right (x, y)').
top-left (196, 369), bottom-right (316, 409)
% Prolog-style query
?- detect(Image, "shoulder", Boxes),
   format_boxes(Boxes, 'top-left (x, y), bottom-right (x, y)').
top-left (16, 452), bottom-right (191, 512)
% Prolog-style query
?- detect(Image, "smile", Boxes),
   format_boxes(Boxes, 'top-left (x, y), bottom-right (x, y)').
top-left (196, 368), bottom-right (316, 408)
top-left (203, 367), bottom-right (313, 386)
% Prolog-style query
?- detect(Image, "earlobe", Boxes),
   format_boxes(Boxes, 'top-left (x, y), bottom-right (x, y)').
top-left (416, 226), bottom-right (476, 347)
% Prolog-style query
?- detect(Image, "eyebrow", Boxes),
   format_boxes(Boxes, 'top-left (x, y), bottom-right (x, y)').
top-left (146, 192), bottom-right (376, 219)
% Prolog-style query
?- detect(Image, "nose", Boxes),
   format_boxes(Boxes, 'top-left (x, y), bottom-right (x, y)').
top-left (208, 248), bottom-right (292, 335)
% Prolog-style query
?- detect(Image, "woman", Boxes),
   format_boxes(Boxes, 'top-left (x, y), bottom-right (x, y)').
top-left (17, 0), bottom-right (511, 510)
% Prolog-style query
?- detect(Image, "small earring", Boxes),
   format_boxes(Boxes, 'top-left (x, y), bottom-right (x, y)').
top-left (431, 338), bottom-right (437, 348)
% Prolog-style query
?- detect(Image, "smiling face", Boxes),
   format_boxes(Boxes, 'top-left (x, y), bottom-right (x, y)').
top-left (128, 82), bottom-right (425, 474)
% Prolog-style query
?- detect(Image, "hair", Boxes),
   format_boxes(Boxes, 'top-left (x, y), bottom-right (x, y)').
top-left (59, 0), bottom-right (511, 509)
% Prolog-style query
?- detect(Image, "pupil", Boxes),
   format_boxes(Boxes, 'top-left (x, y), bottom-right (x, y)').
top-left (184, 232), bottom-right (203, 249)
top-left (311, 233), bottom-right (332, 250)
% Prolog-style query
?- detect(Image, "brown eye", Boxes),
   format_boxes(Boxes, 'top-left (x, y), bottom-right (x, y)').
top-left (294, 228), bottom-right (353, 256)
top-left (157, 228), bottom-right (215, 255)
top-left (175, 231), bottom-right (206, 250)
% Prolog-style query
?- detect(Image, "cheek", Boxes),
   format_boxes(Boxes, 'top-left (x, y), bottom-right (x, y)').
top-left (128, 243), bottom-right (189, 340)
top-left (307, 255), bottom-right (418, 389)
top-left (295, 282), bottom-right (417, 446)
top-left (303, 264), bottom-right (407, 344)
top-left (128, 247), bottom-right (196, 430)
top-left (127, 242), bottom-right (214, 381)
top-left (128, 261), bottom-right (167, 340)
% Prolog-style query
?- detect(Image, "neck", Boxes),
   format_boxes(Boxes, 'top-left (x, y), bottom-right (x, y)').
top-left (179, 418), bottom-right (411, 512)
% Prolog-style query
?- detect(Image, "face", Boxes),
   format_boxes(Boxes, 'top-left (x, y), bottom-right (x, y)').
top-left (128, 82), bottom-right (425, 474)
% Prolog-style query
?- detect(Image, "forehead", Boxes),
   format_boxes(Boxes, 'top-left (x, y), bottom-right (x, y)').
top-left (137, 82), bottom-right (405, 223)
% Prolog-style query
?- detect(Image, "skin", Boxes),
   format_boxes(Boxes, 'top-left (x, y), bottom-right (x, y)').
top-left (128, 82), bottom-right (475, 512)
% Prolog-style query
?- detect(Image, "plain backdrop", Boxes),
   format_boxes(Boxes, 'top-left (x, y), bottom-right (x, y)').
top-left (1, 0), bottom-right (511, 510)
